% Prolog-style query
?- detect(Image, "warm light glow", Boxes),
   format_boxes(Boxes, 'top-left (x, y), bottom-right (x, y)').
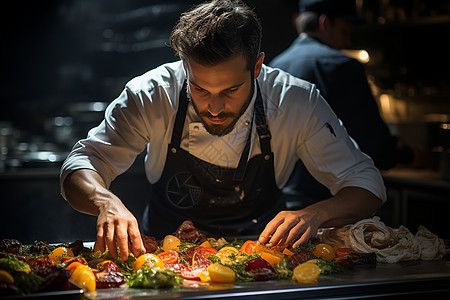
top-left (341, 49), bottom-right (370, 64)
top-left (358, 50), bottom-right (370, 63)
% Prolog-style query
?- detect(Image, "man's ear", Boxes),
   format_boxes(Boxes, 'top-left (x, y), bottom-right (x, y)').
top-left (254, 52), bottom-right (265, 79)
top-left (318, 14), bottom-right (329, 32)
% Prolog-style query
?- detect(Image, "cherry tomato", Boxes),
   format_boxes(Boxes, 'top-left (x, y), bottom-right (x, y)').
top-left (335, 248), bottom-right (355, 258)
top-left (158, 251), bottom-right (179, 264)
top-left (312, 243), bottom-right (335, 260)
top-left (240, 240), bottom-right (257, 254)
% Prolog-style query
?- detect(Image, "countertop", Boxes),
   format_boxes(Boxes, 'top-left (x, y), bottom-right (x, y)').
top-left (84, 258), bottom-right (450, 299)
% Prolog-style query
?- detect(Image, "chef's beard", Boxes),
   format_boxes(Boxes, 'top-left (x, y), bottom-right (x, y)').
top-left (186, 81), bottom-right (254, 137)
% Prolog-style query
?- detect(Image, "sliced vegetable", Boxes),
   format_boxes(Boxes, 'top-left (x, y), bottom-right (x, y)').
top-left (65, 261), bottom-right (86, 275)
top-left (158, 251), bottom-right (179, 265)
top-left (208, 263), bottom-right (236, 283)
top-left (49, 247), bottom-right (74, 262)
top-left (335, 248), bottom-right (355, 258)
top-left (312, 243), bottom-right (335, 260)
top-left (61, 257), bottom-right (88, 267)
top-left (260, 251), bottom-right (283, 266)
top-left (162, 235), bottom-right (181, 252)
top-left (218, 247), bottom-right (240, 256)
top-left (199, 247), bottom-right (219, 258)
top-left (199, 240), bottom-right (212, 248)
top-left (179, 265), bottom-right (206, 280)
top-left (133, 253), bottom-right (164, 271)
top-left (245, 258), bottom-right (276, 281)
top-left (70, 265), bottom-right (96, 292)
top-left (240, 240), bottom-right (257, 254)
top-left (292, 262), bottom-right (320, 283)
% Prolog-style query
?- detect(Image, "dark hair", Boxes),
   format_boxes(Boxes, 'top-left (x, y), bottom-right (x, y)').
top-left (295, 12), bottom-right (338, 33)
top-left (170, 0), bottom-right (262, 73)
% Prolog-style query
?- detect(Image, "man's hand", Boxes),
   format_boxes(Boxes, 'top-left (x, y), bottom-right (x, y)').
top-left (95, 190), bottom-right (145, 260)
top-left (258, 187), bottom-right (383, 249)
top-left (63, 169), bottom-right (145, 260)
top-left (258, 209), bottom-right (323, 249)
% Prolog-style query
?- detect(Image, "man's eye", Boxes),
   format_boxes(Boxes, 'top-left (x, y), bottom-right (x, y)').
top-left (196, 87), bottom-right (207, 93)
top-left (227, 88), bottom-right (238, 94)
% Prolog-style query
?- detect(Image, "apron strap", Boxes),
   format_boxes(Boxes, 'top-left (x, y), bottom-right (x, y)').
top-left (171, 81), bottom-right (188, 146)
top-left (233, 82), bottom-right (272, 181)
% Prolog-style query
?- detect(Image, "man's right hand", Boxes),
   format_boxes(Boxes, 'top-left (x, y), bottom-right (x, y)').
top-left (63, 169), bottom-right (145, 261)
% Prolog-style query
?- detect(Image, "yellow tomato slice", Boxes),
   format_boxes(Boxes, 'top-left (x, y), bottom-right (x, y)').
top-left (49, 247), bottom-right (74, 262)
top-left (133, 253), bottom-right (164, 271)
top-left (218, 247), bottom-right (239, 256)
top-left (70, 265), bottom-right (96, 292)
top-left (208, 263), bottom-right (236, 283)
top-left (198, 270), bottom-right (211, 282)
top-left (162, 235), bottom-right (181, 252)
top-left (292, 263), bottom-right (320, 283)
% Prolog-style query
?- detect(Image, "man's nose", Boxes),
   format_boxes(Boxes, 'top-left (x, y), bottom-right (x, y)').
top-left (207, 94), bottom-right (225, 116)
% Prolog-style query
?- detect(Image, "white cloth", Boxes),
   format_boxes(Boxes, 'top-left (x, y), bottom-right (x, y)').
top-left (60, 61), bottom-right (386, 203)
top-left (319, 216), bottom-right (449, 263)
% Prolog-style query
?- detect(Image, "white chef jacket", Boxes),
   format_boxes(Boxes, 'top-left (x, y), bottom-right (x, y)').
top-left (60, 61), bottom-right (386, 203)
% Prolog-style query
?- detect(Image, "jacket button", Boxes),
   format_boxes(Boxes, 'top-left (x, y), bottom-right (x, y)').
top-left (171, 148), bottom-right (177, 154)
top-left (264, 154), bottom-right (270, 160)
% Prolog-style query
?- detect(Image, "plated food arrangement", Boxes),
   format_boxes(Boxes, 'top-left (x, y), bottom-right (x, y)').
top-left (1, 218), bottom-right (447, 296)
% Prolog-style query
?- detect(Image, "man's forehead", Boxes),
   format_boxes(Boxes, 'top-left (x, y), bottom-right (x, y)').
top-left (183, 54), bottom-right (250, 89)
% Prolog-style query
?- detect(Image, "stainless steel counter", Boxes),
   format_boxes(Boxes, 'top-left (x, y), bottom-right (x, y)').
top-left (84, 258), bottom-right (450, 299)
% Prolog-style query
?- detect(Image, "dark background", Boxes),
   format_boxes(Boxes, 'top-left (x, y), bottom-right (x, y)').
top-left (1, 0), bottom-right (450, 243)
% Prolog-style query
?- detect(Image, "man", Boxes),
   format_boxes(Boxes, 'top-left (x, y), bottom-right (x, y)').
top-left (61, 0), bottom-right (385, 261)
top-left (270, 0), bottom-right (407, 205)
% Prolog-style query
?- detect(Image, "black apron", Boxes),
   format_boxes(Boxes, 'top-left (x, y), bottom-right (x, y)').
top-left (143, 82), bottom-right (285, 239)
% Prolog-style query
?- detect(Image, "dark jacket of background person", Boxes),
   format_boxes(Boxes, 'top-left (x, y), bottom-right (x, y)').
top-left (270, 35), bottom-right (399, 204)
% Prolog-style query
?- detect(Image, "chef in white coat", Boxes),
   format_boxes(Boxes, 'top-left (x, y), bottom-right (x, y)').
top-left (60, 0), bottom-right (386, 260)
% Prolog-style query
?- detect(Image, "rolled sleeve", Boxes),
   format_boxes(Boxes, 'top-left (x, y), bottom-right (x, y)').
top-left (60, 88), bottom-right (150, 199)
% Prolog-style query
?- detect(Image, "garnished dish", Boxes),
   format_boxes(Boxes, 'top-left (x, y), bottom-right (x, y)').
top-left (1, 218), bottom-right (448, 296)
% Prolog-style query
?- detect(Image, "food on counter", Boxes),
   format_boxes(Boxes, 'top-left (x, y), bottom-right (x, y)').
top-left (7, 217), bottom-right (445, 295)
top-left (319, 216), bottom-right (450, 263)
top-left (292, 262), bottom-right (320, 283)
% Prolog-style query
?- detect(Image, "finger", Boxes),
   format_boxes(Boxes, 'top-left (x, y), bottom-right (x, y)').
top-left (292, 226), bottom-right (314, 248)
top-left (128, 221), bottom-right (145, 257)
top-left (115, 223), bottom-right (129, 261)
top-left (267, 216), bottom-right (300, 247)
top-left (282, 222), bottom-right (306, 248)
top-left (96, 223), bottom-right (106, 253)
top-left (259, 217), bottom-right (284, 244)
top-left (105, 223), bottom-right (118, 258)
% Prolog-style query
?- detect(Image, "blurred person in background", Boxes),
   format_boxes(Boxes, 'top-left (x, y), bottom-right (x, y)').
top-left (270, 0), bottom-right (413, 208)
